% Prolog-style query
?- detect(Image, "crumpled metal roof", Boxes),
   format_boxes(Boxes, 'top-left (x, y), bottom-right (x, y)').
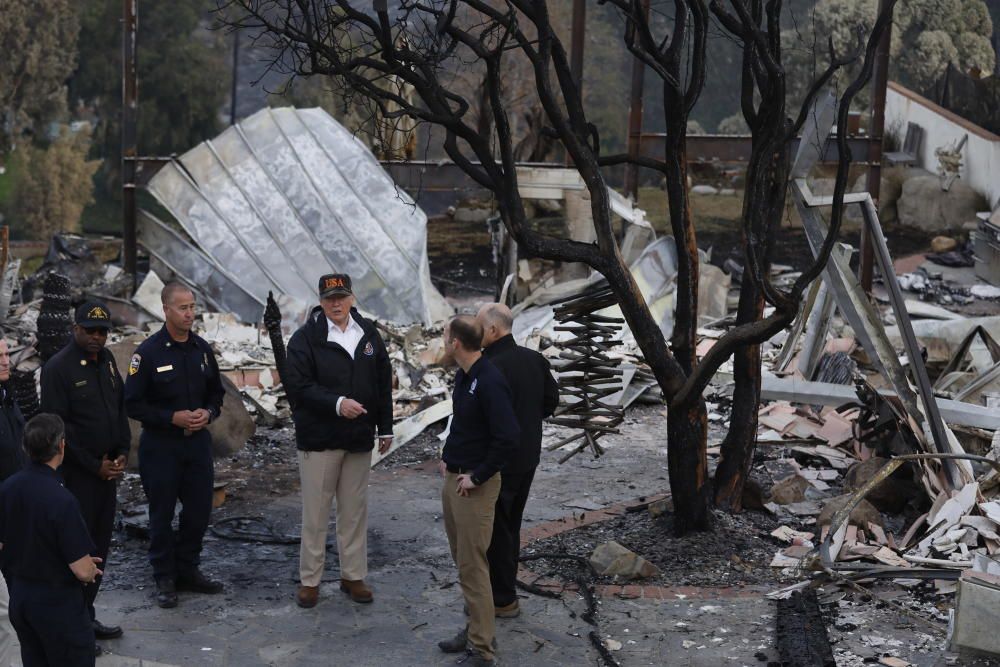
top-left (145, 106), bottom-right (449, 325)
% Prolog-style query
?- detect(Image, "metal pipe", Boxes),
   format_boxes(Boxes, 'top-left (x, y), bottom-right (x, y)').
top-left (122, 0), bottom-right (138, 292)
top-left (861, 0), bottom-right (894, 294)
top-left (624, 0), bottom-right (651, 201)
top-left (230, 27), bottom-right (239, 126)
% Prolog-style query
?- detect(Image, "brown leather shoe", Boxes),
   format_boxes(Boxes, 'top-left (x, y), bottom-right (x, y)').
top-left (340, 579), bottom-right (373, 603)
top-left (296, 585), bottom-right (319, 608)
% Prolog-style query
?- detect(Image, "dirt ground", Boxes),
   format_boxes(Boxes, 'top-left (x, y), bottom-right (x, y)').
top-left (83, 403), bottom-right (999, 667)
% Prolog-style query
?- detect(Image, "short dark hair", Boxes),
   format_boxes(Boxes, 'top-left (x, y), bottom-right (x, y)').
top-left (24, 413), bottom-right (65, 464)
top-left (161, 282), bottom-right (194, 305)
top-left (448, 315), bottom-right (483, 351)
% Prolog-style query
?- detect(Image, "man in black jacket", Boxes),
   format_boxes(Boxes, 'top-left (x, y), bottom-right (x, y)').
top-left (477, 303), bottom-right (559, 618)
top-left (0, 338), bottom-right (24, 665)
top-left (284, 274), bottom-right (394, 609)
top-left (41, 300), bottom-right (130, 646)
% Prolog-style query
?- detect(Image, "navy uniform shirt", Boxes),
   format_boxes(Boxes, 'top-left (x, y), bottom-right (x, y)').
top-left (0, 463), bottom-right (95, 586)
top-left (442, 357), bottom-right (519, 485)
top-left (40, 343), bottom-right (131, 473)
top-left (124, 326), bottom-right (225, 434)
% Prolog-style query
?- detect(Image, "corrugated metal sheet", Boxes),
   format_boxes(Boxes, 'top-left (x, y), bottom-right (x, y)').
top-left (146, 107), bottom-right (449, 325)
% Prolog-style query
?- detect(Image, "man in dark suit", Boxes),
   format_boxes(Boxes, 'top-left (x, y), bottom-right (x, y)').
top-left (0, 338), bottom-right (24, 664)
top-left (476, 304), bottom-right (559, 617)
top-left (41, 300), bottom-right (130, 646)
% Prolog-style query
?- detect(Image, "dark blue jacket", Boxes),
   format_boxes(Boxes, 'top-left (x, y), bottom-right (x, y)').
top-left (124, 326), bottom-right (224, 436)
top-left (442, 357), bottom-right (519, 485)
top-left (0, 463), bottom-right (94, 586)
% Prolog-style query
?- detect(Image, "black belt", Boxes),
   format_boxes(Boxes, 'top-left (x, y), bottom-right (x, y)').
top-left (445, 464), bottom-right (473, 474)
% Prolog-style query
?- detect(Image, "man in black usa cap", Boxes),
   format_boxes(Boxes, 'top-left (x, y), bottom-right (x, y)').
top-left (125, 283), bottom-right (224, 608)
top-left (40, 300), bottom-right (130, 648)
top-left (284, 274), bottom-right (394, 608)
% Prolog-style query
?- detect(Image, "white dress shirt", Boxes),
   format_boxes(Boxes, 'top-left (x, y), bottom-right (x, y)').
top-left (327, 315), bottom-right (365, 416)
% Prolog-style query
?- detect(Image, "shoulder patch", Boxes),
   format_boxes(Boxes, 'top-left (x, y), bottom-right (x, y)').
top-left (128, 353), bottom-right (141, 376)
top-left (363, 341), bottom-right (374, 356)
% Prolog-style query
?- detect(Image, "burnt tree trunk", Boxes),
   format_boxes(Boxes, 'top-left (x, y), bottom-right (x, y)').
top-left (668, 398), bottom-right (712, 534)
top-left (713, 273), bottom-right (765, 511)
top-left (600, 241), bottom-right (712, 533)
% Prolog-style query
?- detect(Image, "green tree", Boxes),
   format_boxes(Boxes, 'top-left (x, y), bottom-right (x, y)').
top-left (7, 129), bottom-right (102, 240)
top-left (783, 0), bottom-right (995, 104)
top-left (0, 0), bottom-right (80, 151)
top-left (70, 0), bottom-right (228, 197)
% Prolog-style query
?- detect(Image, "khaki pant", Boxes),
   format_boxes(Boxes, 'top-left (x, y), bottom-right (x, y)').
top-left (442, 471), bottom-right (501, 661)
top-left (0, 574), bottom-right (15, 666)
top-left (298, 449), bottom-right (371, 586)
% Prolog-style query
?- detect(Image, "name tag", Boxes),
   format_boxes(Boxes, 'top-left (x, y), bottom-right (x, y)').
top-left (156, 365), bottom-right (174, 373)
top-left (74, 380), bottom-right (87, 387)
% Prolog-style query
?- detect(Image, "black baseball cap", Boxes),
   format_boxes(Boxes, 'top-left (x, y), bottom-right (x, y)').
top-left (319, 273), bottom-right (353, 298)
top-left (75, 300), bottom-right (113, 329)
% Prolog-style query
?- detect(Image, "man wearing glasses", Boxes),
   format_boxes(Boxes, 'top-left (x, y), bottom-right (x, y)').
top-left (40, 300), bottom-right (130, 652)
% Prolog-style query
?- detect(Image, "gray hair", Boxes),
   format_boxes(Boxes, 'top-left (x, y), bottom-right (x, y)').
top-left (479, 303), bottom-right (513, 334)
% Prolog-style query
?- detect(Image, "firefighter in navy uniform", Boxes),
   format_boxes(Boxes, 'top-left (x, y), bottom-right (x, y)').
top-left (40, 300), bottom-right (129, 648)
top-left (0, 413), bottom-right (103, 667)
top-left (124, 283), bottom-right (224, 609)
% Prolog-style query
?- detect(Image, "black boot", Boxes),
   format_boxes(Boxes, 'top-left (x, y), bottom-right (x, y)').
top-left (93, 619), bottom-right (123, 639)
top-left (438, 627), bottom-right (469, 654)
top-left (155, 577), bottom-right (178, 609)
top-left (176, 569), bottom-right (224, 594)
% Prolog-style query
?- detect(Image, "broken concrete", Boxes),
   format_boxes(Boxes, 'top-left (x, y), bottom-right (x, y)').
top-left (817, 495), bottom-right (883, 529)
top-left (770, 475), bottom-right (811, 506)
top-left (588, 541), bottom-right (661, 579)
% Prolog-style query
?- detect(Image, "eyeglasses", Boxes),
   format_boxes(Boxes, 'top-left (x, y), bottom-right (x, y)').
top-left (83, 327), bottom-right (109, 336)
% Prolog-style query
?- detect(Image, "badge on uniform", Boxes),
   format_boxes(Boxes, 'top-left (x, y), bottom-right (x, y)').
top-left (74, 380), bottom-right (87, 387)
top-left (157, 365), bottom-right (174, 373)
top-left (128, 354), bottom-right (141, 376)
top-left (363, 341), bottom-right (374, 356)
top-left (469, 378), bottom-right (478, 394)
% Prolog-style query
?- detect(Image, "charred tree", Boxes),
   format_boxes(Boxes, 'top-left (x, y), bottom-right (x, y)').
top-left (220, 0), bottom-right (895, 534)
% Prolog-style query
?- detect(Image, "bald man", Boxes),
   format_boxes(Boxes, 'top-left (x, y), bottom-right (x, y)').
top-left (476, 304), bottom-right (559, 617)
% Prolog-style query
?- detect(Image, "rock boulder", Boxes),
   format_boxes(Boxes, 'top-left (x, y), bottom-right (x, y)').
top-left (897, 174), bottom-right (987, 232)
top-left (589, 541), bottom-right (660, 579)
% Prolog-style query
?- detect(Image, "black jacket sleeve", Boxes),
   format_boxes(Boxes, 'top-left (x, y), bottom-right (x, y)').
top-left (40, 362), bottom-right (102, 475)
top-left (284, 330), bottom-right (342, 413)
top-left (125, 349), bottom-right (174, 428)
top-left (471, 376), bottom-right (520, 485)
top-left (374, 332), bottom-right (394, 437)
top-left (541, 357), bottom-right (560, 419)
top-left (112, 357), bottom-right (131, 461)
top-left (0, 401), bottom-right (25, 482)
